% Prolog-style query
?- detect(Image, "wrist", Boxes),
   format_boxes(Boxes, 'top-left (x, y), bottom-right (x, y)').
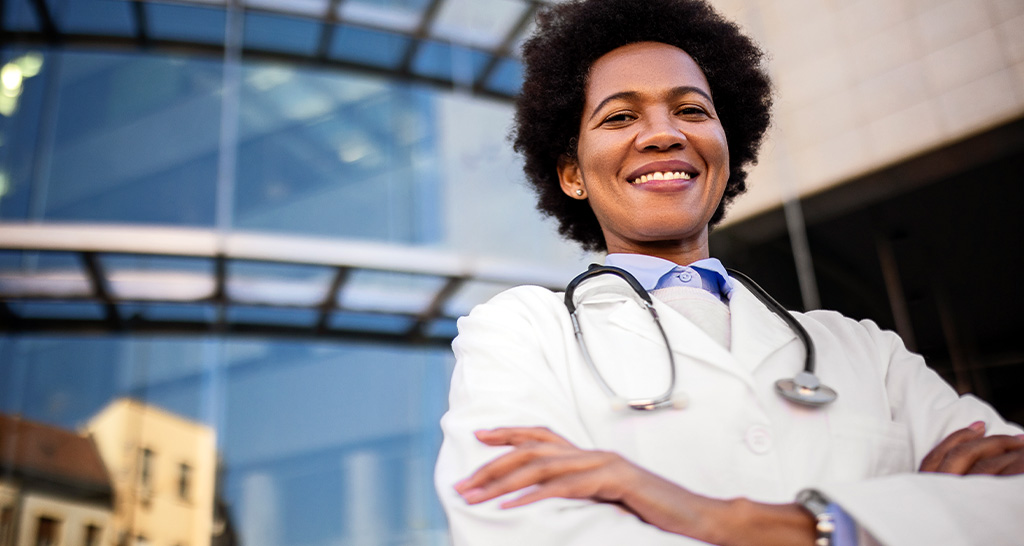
top-left (713, 498), bottom-right (817, 546)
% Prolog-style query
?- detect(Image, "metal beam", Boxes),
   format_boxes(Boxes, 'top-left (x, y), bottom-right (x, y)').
top-left (406, 275), bottom-right (465, 341)
top-left (315, 266), bottom-right (350, 333)
top-left (79, 252), bottom-right (122, 329)
top-left (396, 0), bottom-right (444, 77)
top-left (472, 1), bottom-right (538, 93)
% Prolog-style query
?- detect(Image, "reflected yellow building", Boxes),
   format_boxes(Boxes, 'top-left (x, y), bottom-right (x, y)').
top-left (87, 399), bottom-right (216, 546)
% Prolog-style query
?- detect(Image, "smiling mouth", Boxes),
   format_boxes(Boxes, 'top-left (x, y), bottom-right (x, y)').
top-left (628, 171), bottom-right (693, 184)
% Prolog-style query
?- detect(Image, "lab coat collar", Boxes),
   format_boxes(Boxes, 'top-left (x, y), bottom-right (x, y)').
top-left (575, 273), bottom-right (797, 381)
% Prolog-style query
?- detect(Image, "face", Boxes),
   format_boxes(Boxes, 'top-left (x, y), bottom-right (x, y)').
top-left (558, 41), bottom-right (729, 259)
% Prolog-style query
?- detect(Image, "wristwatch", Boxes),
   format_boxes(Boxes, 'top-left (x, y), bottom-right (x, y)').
top-left (796, 489), bottom-right (836, 546)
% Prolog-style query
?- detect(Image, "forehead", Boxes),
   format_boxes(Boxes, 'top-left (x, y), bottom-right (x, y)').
top-left (584, 41), bottom-right (711, 104)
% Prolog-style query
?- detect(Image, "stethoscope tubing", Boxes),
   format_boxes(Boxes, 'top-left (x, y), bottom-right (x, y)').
top-left (564, 264), bottom-right (837, 410)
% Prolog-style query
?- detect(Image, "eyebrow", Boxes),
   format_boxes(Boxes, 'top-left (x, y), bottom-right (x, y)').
top-left (587, 86), bottom-right (714, 121)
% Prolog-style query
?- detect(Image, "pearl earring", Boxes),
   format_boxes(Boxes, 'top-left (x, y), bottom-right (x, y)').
top-left (575, 189), bottom-right (584, 197)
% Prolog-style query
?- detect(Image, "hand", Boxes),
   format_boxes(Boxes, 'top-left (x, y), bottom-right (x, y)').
top-left (919, 421), bottom-right (1024, 475)
top-left (453, 426), bottom-right (639, 509)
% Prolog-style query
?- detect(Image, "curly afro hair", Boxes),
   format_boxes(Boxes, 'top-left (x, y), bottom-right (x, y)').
top-left (512, 0), bottom-right (773, 252)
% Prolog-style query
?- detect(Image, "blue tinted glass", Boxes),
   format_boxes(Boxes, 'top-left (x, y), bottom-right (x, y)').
top-left (329, 311), bottom-right (414, 333)
top-left (147, 2), bottom-right (226, 44)
top-left (52, 0), bottom-right (134, 36)
top-left (485, 57), bottom-right (522, 96)
top-left (120, 302), bottom-right (217, 323)
top-left (234, 64), bottom-right (440, 242)
top-left (33, 50), bottom-right (221, 226)
top-left (244, 12), bottom-right (322, 55)
top-left (411, 40), bottom-right (491, 83)
top-left (3, 0), bottom-right (40, 31)
top-left (329, 24), bottom-right (409, 69)
top-left (0, 48), bottom-right (48, 221)
top-left (425, 317), bottom-right (459, 339)
top-left (227, 305), bottom-right (319, 327)
top-left (0, 250), bottom-right (81, 271)
top-left (7, 300), bottom-right (105, 319)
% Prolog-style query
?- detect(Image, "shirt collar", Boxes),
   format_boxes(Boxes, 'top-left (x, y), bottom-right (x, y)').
top-left (604, 253), bottom-right (734, 297)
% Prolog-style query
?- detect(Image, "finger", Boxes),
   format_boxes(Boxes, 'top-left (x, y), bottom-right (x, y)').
top-left (462, 453), bottom-right (595, 504)
top-left (998, 444), bottom-right (1024, 475)
top-left (936, 435), bottom-right (1024, 475)
top-left (967, 445), bottom-right (1024, 475)
top-left (455, 442), bottom-right (559, 494)
top-left (475, 427), bottom-right (573, 447)
top-left (919, 421), bottom-right (985, 472)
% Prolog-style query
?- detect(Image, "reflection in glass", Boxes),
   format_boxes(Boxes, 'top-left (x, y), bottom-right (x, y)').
top-left (0, 335), bottom-right (453, 546)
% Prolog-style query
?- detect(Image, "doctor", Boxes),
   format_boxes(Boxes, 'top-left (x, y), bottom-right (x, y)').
top-left (435, 0), bottom-right (1024, 545)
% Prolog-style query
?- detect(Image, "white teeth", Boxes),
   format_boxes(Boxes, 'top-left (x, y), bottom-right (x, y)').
top-left (630, 171), bottom-right (693, 184)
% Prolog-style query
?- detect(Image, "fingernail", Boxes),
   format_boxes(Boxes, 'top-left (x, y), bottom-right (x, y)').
top-left (461, 488), bottom-right (485, 503)
top-left (453, 479), bottom-right (468, 492)
top-left (968, 421), bottom-right (986, 432)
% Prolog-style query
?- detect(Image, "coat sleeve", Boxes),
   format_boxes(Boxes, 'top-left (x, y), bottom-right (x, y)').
top-left (434, 286), bottom-right (703, 546)
top-left (811, 315), bottom-right (1024, 546)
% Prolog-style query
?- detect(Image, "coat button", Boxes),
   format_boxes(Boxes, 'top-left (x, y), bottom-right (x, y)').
top-left (677, 270), bottom-right (693, 282)
top-left (745, 425), bottom-right (772, 454)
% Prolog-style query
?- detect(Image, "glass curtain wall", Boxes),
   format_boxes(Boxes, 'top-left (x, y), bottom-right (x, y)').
top-left (0, 3), bottom-right (586, 546)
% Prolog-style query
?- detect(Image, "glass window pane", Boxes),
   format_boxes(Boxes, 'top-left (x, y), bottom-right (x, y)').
top-left (235, 63), bottom-right (441, 242)
top-left (7, 300), bottom-right (105, 319)
top-left (328, 311), bottom-right (414, 333)
top-left (243, 11), bottom-right (322, 55)
top-left (337, 0), bottom-right (431, 33)
top-left (337, 269), bottom-right (447, 314)
top-left (0, 250), bottom-right (90, 298)
top-left (243, 0), bottom-right (329, 17)
top-left (147, 2), bottom-right (226, 44)
top-left (329, 24), bottom-right (410, 69)
top-left (431, 0), bottom-right (527, 50)
top-left (484, 56), bottom-right (522, 96)
top-left (51, 0), bottom-right (135, 36)
top-left (16, 50), bottom-right (222, 226)
top-left (100, 254), bottom-right (215, 302)
top-left (411, 40), bottom-right (491, 85)
top-left (443, 279), bottom-right (514, 317)
top-left (227, 305), bottom-right (319, 326)
top-left (227, 260), bottom-right (335, 306)
top-left (2, 0), bottom-right (41, 32)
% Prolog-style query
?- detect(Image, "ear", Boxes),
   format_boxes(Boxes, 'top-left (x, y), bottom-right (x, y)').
top-left (557, 155), bottom-right (586, 199)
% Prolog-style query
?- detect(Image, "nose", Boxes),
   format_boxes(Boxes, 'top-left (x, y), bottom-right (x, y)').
top-left (635, 113), bottom-right (687, 152)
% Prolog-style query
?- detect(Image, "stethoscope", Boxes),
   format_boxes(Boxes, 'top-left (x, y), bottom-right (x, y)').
top-left (564, 264), bottom-right (838, 411)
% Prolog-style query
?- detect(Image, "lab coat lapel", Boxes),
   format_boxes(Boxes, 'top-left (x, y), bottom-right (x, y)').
top-left (727, 280), bottom-right (799, 372)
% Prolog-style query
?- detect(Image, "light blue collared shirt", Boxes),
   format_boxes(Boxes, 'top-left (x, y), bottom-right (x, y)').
top-left (604, 253), bottom-right (733, 301)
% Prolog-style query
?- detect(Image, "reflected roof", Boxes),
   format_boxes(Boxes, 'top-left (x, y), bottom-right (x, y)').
top-left (0, 223), bottom-right (575, 345)
top-left (1, 0), bottom-right (548, 101)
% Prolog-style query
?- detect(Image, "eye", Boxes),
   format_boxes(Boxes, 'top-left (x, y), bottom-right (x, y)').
top-left (601, 111), bottom-right (637, 125)
top-left (676, 105), bottom-right (710, 119)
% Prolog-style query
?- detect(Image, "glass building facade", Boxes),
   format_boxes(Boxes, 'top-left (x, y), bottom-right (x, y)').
top-left (0, 1), bottom-right (589, 545)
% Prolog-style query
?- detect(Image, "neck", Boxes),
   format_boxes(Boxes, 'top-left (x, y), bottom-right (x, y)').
top-left (606, 233), bottom-right (710, 266)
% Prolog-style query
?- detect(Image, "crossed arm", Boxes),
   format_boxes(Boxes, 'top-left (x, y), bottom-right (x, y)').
top-left (453, 424), bottom-right (1024, 546)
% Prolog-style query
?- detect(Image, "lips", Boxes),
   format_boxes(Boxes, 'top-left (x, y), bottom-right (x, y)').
top-left (626, 160), bottom-right (699, 185)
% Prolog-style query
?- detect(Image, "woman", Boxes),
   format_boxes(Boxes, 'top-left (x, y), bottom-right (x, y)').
top-left (435, 1), bottom-right (1024, 545)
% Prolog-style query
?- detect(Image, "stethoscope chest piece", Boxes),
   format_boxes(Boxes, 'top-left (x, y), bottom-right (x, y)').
top-left (775, 371), bottom-right (837, 407)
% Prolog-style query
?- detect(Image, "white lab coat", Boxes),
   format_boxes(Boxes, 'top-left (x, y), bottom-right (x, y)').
top-left (435, 276), bottom-right (1024, 546)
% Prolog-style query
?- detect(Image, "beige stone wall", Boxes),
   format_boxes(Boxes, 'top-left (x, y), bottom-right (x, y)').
top-left (15, 491), bottom-right (111, 546)
top-left (711, 0), bottom-right (1024, 223)
top-left (88, 399), bottom-right (216, 546)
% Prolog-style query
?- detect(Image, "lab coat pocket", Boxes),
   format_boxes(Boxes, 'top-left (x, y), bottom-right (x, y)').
top-left (827, 415), bottom-right (915, 480)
